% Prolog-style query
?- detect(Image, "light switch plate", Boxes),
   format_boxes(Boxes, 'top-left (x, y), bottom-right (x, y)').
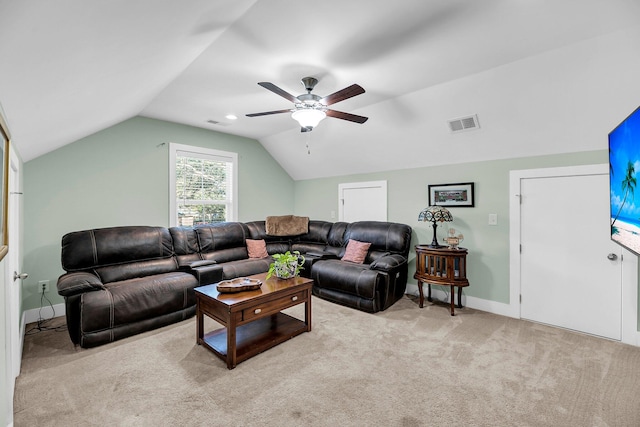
top-left (488, 213), bottom-right (498, 226)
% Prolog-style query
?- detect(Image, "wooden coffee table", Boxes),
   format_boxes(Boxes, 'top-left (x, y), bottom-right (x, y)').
top-left (195, 272), bottom-right (312, 369)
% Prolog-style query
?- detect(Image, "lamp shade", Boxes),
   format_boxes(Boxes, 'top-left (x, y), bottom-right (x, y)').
top-left (291, 108), bottom-right (326, 129)
top-left (418, 206), bottom-right (453, 247)
top-left (418, 206), bottom-right (453, 223)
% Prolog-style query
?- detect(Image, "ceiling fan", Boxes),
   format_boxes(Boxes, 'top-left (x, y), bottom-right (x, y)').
top-left (246, 77), bottom-right (368, 132)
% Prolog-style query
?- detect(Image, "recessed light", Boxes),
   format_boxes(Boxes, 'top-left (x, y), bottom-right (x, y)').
top-left (225, 114), bottom-right (238, 120)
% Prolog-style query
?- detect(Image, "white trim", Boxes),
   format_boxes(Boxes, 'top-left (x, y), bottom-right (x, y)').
top-left (19, 311), bottom-right (26, 360)
top-left (406, 285), bottom-right (514, 318)
top-left (4, 146), bottom-right (22, 427)
top-left (509, 164), bottom-right (639, 346)
top-left (622, 248), bottom-right (639, 346)
top-left (338, 180), bottom-right (388, 222)
top-left (168, 143), bottom-right (238, 226)
top-left (23, 302), bottom-right (65, 325)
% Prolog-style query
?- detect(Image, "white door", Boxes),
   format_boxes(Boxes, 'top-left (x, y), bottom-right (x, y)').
top-left (4, 149), bottom-right (22, 426)
top-left (339, 181), bottom-right (387, 222)
top-left (520, 171), bottom-right (622, 340)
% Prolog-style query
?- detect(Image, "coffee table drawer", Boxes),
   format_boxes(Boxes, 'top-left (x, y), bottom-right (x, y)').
top-left (242, 289), bottom-right (308, 321)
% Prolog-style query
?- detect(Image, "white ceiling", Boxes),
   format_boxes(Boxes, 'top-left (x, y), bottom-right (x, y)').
top-left (1, 0), bottom-right (639, 180)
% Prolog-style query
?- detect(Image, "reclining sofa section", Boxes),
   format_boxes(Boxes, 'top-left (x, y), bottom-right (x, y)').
top-left (57, 220), bottom-right (412, 348)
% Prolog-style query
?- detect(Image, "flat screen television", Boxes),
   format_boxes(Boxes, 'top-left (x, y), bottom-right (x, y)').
top-left (609, 105), bottom-right (640, 255)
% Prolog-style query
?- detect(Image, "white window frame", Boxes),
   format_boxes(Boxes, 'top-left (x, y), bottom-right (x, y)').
top-left (169, 143), bottom-right (238, 226)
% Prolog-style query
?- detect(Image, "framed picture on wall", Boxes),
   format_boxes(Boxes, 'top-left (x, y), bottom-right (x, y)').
top-left (428, 182), bottom-right (475, 207)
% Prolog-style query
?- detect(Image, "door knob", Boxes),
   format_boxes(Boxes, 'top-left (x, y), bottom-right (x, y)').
top-left (607, 253), bottom-right (618, 261)
top-left (13, 271), bottom-right (28, 281)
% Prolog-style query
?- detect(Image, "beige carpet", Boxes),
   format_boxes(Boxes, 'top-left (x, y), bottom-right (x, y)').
top-left (14, 295), bottom-right (640, 426)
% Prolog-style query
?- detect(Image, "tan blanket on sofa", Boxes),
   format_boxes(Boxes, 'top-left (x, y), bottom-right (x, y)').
top-left (266, 215), bottom-right (309, 236)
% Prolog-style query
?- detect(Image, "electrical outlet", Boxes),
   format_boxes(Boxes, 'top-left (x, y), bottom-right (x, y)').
top-left (38, 280), bottom-right (50, 293)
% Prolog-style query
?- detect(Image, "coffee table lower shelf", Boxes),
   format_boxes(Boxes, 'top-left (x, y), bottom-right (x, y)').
top-left (201, 312), bottom-right (307, 366)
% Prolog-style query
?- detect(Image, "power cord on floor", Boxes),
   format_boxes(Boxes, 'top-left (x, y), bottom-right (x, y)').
top-left (24, 286), bottom-right (67, 335)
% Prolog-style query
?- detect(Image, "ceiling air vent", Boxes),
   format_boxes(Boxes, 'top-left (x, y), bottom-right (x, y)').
top-left (206, 119), bottom-right (229, 126)
top-left (448, 114), bottom-right (480, 133)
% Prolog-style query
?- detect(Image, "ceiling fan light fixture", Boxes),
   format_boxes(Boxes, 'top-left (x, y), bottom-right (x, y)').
top-left (291, 108), bottom-right (326, 129)
top-left (247, 78), bottom-right (367, 129)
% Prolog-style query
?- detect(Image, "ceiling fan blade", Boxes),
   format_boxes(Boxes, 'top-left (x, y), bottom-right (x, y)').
top-left (320, 84), bottom-right (365, 106)
top-left (257, 82), bottom-right (299, 103)
top-left (326, 109), bottom-right (369, 124)
top-left (246, 109), bottom-right (292, 117)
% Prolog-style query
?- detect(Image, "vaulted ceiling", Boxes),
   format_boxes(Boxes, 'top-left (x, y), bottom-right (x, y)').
top-left (1, 0), bottom-right (639, 180)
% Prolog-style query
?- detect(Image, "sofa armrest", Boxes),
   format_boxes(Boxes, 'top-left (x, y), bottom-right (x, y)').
top-left (185, 259), bottom-right (217, 268)
top-left (177, 259), bottom-right (218, 275)
top-left (369, 254), bottom-right (407, 272)
top-left (56, 272), bottom-right (105, 297)
top-left (191, 264), bottom-right (224, 285)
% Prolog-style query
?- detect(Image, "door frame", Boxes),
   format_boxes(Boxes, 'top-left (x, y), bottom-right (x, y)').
top-left (338, 180), bottom-right (387, 222)
top-left (509, 164), bottom-right (639, 345)
top-left (4, 146), bottom-right (21, 426)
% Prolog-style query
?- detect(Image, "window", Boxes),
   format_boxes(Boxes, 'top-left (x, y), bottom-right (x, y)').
top-left (169, 143), bottom-right (238, 226)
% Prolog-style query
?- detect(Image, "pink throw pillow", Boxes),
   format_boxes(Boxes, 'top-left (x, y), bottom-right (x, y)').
top-left (341, 239), bottom-right (372, 264)
top-left (246, 239), bottom-right (268, 258)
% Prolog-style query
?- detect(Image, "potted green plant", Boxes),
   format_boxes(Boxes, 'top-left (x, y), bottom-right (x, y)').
top-left (266, 251), bottom-right (305, 279)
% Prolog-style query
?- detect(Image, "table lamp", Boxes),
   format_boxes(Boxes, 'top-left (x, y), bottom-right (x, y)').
top-left (418, 206), bottom-right (453, 248)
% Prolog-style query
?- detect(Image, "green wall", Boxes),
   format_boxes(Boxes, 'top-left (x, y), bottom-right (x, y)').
top-left (20, 116), bottom-right (638, 331)
top-left (22, 116), bottom-right (294, 310)
top-left (293, 150), bottom-right (607, 304)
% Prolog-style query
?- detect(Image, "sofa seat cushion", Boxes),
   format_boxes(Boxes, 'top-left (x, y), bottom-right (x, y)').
top-left (80, 272), bottom-right (198, 334)
top-left (311, 260), bottom-right (385, 300)
top-left (219, 258), bottom-right (272, 280)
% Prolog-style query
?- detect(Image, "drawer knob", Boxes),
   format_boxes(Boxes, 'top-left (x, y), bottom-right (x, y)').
top-left (291, 296), bottom-right (298, 302)
top-left (254, 308), bottom-right (261, 314)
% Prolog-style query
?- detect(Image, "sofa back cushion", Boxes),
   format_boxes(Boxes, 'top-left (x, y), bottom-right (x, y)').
top-left (61, 226), bottom-right (174, 272)
top-left (169, 226), bottom-right (201, 266)
top-left (293, 220), bottom-right (332, 244)
top-left (345, 221), bottom-right (412, 258)
top-left (328, 222), bottom-right (349, 247)
top-left (245, 221), bottom-right (269, 240)
top-left (195, 222), bottom-right (252, 263)
top-left (195, 222), bottom-right (249, 252)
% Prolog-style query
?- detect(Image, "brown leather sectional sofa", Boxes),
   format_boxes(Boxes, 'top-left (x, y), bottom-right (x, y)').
top-left (56, 220), bottom-right (412, 348)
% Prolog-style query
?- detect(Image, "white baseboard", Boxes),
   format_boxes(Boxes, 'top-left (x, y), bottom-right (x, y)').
top-left (23, 303), bottom-right (66, 325)
top-left (406, 283), bottom-right (514, 317)
top-left (22, 293), bottom-right (640, 347)
top-left (626, 329), bottom-right (640, 347)
top-left (405, 284), bottom-right (640, 347)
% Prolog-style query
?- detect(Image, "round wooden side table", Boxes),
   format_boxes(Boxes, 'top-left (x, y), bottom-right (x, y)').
top-left (413, 245), bottom-right (469, 316)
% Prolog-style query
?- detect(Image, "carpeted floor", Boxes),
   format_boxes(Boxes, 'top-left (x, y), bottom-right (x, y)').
top-left (13, 295), bottom-right (640, 426)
